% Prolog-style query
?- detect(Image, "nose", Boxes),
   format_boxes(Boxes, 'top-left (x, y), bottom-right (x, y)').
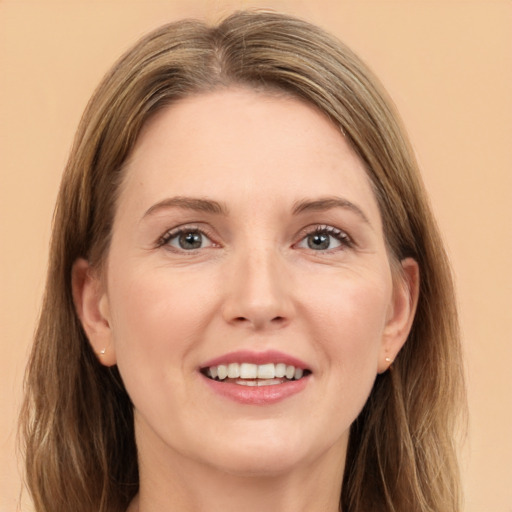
top-left (221, 246), bottom-right (294, 331)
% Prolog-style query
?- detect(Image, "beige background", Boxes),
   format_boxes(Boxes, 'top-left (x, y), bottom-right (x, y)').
top-left (1, 1), bottom-right (511, 511)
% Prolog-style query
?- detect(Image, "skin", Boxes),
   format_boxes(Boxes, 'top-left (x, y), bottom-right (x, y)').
top-left (73, 88), bottom-right (419, 512)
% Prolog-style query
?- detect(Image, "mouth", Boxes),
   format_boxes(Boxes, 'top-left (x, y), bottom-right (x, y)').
top-left (200, 362), bottom-right (312, 387)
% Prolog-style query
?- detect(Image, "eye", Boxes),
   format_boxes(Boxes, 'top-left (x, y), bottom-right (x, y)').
top-left (159, 228), bottom-right (215, 251)
top-left (296, 226), bottom-right (353, 251)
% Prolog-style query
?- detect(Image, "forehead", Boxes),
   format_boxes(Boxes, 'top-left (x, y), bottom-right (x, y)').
top-left (119, 88), bottom-right (381, 225)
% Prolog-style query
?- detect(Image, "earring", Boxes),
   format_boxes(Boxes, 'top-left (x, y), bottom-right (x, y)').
top-left (385, 357), bottom-right (393, 363)
top-left (99, 348), bottom-right (106, 355)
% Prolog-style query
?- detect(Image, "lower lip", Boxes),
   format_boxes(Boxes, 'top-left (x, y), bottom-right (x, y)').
top-left (201, 374), bottom-right (310, 405)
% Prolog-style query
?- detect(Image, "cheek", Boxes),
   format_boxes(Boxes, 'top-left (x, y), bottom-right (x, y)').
top-left (304, 270), bottom-right (391, 376)
top-left (105, 267), bottom-right (219, 431)
top-left (109, 263), bottom-right (208, 338)
top-left (324, 282), bottom-right (390, 420)
top-left (284, 270), bottom-right (393, 451)
top-left (106, 267), bottom-right (213, 383)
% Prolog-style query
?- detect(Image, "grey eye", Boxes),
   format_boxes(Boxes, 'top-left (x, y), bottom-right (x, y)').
top-left (307, 232), bottom-right (333, 250)
top-left (167, 230), bottom-right (213, 250)
top-left (297, 228), bottom-right (346, 251)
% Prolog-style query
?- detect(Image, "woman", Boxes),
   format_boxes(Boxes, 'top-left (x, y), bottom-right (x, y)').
top-left (20, 10), bottom-right (465, 512)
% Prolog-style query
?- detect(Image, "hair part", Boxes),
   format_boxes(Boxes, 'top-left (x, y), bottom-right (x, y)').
top-left (20, 11), bottom-right (465, 512)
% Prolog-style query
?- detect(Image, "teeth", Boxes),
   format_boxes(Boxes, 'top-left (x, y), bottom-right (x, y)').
top-left (235, 379), bottom-right (284, 387)
top-left (205, 362), bottom-right (307, 382)
top-left (275, 363), bottom-right (286, 378)
top-left (240, 363), bottom-right (258, 379)
top-left (235, 379), bottom-right (258, 386)
top-left (217, 365), bottom-right (228, 380)
top-left (227, 363), bottom-right (240, 378)
top-left (257, 363), bottom-right (275, 379)
top-left (257, 379), bottom-right (282, 386)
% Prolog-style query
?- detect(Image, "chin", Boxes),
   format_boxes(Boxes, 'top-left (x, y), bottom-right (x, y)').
top-left (211, 448), bottom-right (306, 478)
top-left (197, 426), bottom-right (331, 477)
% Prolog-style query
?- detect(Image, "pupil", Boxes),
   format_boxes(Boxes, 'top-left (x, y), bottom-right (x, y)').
top-left (308, 233), bottom-right (330, 250)
top-left (179, 232), bottom-right (202, 249)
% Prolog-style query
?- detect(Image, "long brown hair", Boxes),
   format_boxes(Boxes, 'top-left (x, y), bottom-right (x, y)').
top-left (20, 11), bottom-right (465, 512)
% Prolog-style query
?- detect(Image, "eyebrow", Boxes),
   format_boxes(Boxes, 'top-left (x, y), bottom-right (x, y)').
top-left (292, 196), bottom-right (371, 225)
top-left (143, 196), bottom-right (229, 218)
top-left (143, 195), bottom-right (371, 226)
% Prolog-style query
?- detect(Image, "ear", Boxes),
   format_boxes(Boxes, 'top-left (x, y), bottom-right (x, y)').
top-left (378, 257), bottom-right (420, 373)
top-left (71, 258), bottom-right (117, 366)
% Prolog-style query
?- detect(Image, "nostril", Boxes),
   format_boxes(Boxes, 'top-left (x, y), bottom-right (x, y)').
top-left (230, 315), bottom-right (287, 329)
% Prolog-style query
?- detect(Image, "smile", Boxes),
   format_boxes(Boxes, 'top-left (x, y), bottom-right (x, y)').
top-left (202, 362), bottom-right (311, 386)
top-left (199, 350), bottom-right (312, 403)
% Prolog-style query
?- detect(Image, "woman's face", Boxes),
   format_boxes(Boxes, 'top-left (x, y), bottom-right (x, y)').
top-left (78, 88), bottom-right (416, 478)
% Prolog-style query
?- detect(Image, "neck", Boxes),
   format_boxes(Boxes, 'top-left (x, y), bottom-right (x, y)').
top-left (129, 425), bottom-right (346, 512)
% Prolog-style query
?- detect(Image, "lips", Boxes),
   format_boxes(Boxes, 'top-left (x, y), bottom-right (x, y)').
top-left (200, 350), bottom-right (310, 383)
top-left (199, 350), bottom-right (311, 404)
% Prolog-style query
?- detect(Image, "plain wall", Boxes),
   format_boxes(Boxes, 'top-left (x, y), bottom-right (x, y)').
top-left (1, 1), bottom-right (511, 511)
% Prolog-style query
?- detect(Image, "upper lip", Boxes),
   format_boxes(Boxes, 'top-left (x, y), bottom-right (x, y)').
top-left (200, 350), bottom-right (310, 370)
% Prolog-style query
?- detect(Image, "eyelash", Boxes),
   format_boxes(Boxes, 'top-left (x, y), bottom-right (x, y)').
top-left (297, 225), bottom-right (354, 252)
top-left (156, 224), bottom-right (354, 252)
